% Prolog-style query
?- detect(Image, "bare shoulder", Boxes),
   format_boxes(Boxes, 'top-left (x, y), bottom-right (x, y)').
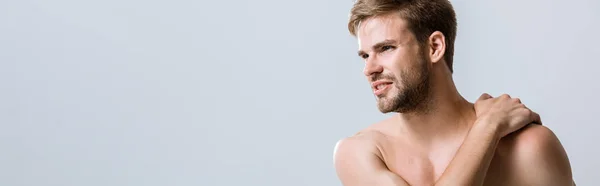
top-left (334, 119), bottom-right (395, 158)
top-left (333, 129), bottom-right (408, 186)
top-left (511, 124), bottom-right (556, 141)
top-left (334, 129), bottom-right (387, 160)
top-left (500, 124), bottom-right (566, 156)
top-left (497, 124), bottom-right (574, 185)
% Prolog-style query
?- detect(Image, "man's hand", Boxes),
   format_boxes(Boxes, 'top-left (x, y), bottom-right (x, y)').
top-left (474, 93), bottom-right (542, 138)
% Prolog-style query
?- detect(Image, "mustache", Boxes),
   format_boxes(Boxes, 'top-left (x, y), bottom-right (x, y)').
top-left (369, 73), bottom-right (396, 82)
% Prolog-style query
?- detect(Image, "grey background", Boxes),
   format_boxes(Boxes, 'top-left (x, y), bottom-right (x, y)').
top-left (1, 0), bottom-right (598, 185)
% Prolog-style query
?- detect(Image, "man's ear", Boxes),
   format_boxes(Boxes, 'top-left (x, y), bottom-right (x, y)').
top-left (427, 31), bottom-right (446, 64)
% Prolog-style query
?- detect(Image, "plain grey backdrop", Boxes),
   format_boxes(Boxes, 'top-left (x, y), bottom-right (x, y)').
top-left (1, 0), bottom-right (598, 185)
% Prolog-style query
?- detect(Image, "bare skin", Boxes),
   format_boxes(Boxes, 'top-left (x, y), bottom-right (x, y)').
top-left (334, 13), bottom-right (574, 186)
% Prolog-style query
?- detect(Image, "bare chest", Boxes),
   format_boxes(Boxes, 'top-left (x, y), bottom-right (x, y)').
top-left (378, 139), bottom-right (516, 186)
top-left (379, 141), bottom-right (453, 185)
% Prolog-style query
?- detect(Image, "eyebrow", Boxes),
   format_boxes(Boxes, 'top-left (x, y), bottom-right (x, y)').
top-left (357, 39), bottom-right (398, 57)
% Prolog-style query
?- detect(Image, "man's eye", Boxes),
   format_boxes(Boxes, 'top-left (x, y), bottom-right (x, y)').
top-left (381, 45), bottom-right (394, 51)
top-left (361, 54), bottom-right (369, 59)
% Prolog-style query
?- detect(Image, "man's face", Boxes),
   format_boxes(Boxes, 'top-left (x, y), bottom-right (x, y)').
top-left (357, 14), bottom-right (431, 113)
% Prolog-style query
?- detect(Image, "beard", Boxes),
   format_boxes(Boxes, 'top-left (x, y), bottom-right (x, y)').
top-left (375, 51), bottom-right (431, 114)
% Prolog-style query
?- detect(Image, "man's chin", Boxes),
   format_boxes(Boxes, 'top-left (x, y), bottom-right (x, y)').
top-left (376, 100), bottom-right (396, 113)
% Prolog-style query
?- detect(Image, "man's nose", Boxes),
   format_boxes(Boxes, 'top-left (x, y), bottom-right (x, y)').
top-left (363, 57), bottom-right (383, 76)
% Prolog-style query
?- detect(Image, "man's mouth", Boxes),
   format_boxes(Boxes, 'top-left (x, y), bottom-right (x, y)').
top-left (372, 82), bottom-right (393, 96)
top-left (376, 84), bottom-right (390, 90)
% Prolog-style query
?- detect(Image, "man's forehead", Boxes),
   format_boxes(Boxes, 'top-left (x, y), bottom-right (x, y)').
top-left (357, 14), bottom-right (410, 49)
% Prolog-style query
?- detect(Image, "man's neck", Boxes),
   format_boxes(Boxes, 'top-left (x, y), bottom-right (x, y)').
top-left (394, 69), bottom-right (477, 145)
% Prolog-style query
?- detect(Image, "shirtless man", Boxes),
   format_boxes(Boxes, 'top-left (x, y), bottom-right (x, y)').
top-left (333, 0), bottom-right (575, 185)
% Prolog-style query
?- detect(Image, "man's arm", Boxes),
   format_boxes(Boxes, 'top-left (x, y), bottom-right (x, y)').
top-left (333, 120), bottom-right (504, 186)
top-left (508, 124), bottom-right (574, 186)
top-left (433, 118), bottom-right (502, 186)
top-left (333, 120), bottom-right (502, 186)
top-left (334, 134), bottom-right (410, 186)
top-left (333, 120), bottom-right (521, 186)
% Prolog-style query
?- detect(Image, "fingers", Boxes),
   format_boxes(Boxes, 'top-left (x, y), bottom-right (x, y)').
top-left (478, 93), bottom-right (520, 102)
top-left (499, 94), bottom-right (511, 99)
top-left (518, 100), bottom-right (542, 125)
top-left (478, 93), bottom-right (493, 101)
top-left (529, 110), bottom-right (542, 125)
top-left (533, 111), bottom-right (542, 125)
top-left (512, 98), bottom-right (522, 103)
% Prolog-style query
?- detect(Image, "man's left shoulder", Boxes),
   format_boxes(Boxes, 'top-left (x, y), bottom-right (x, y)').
top-left (499, 124), bottom-right (575, 185)
top-left (504, 124), bottom-right (565, 156)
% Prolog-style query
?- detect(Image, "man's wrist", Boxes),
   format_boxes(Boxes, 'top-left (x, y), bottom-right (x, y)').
top-left (473, 116), bottom-right (503, 141)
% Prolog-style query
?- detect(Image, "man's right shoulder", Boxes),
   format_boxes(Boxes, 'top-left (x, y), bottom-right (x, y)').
top-left (333, 117), bottom-right (395, 161)
top-left (333, 130), bottom-right (410, 186)
top-left (333, 130), bottom-right (386, 160)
